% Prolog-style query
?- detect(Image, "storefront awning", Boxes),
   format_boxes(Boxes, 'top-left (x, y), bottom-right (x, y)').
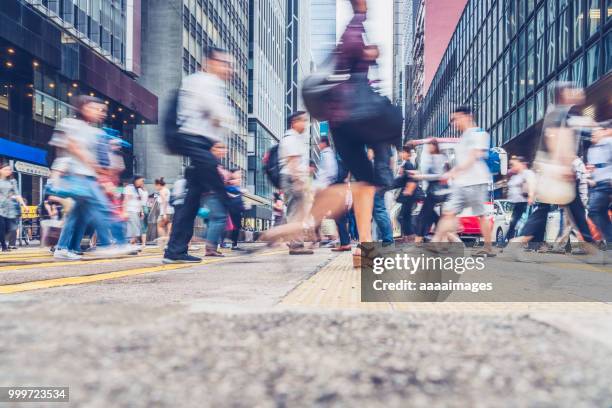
top-left (0, 138), bottom-right (47, 166)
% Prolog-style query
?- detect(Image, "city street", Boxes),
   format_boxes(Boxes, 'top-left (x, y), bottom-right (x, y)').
top-left (1, 246), bottom-right (612, 407)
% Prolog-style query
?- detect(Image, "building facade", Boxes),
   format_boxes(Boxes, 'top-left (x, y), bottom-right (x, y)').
top-left (0, 0), bottom-right (157, 206)
top-left (393, 0), bottom-right (415, 140)
top-left (417, 0), bottom-right (612, 159)
top-left (247, 0), bottom-right (286, 201)
top-left (135, 0), bottom-right (249, 184)
top-left (406, 0), bottom-right (467, 139)
top-left (311, 0), bottom-right (336, 68)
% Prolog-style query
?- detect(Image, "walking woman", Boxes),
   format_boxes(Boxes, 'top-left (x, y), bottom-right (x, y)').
top-left (503, 156), bottom-right (535, 243)
top-left (410, 139), bottom-right (449, 243)
top-left (155, 177), bottom-right (174, 244)
top-left (0, 161), bottom-right (25, 252)
top-left (261, 0), bottom-right (397, 267)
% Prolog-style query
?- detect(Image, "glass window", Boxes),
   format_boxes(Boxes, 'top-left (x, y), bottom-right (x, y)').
top-left (528, 18), bottom-right (536, 48)
top-left (586, 42), bottom-right (601, 84)
top-left (587, 0), bottom-right (601, 37)
top-left (519, 59), bottom-right (526, 98)
top-left (527, 51), bottom-right (536, 91)
top-left (548, 0), bottom-right (556, 21)
top-left (547, 30), bottom-right (557, 73)
top-left (528, 0), bottom-right (536, 14)
top-left (573, 0), bottom-right (584, 50)
top-left (527, 96), bottom-right (535, 125)
top-left (558, 9), bottom-right (571, 62)
top-left (537, 6), bottom-right (546, 38)
top-left (518, 0), bottom-right (526, 27)
top-left (536, 37), bottom-right (546, 82)
top-left (536, 88), bottom-right (545, 119)
top-left (518, 103), bottom-right (526, 132)
top-left (573, 55), bottom-right (585, 84)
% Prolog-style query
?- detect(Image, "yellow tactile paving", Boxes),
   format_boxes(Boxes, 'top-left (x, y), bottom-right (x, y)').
top-left (280, 253), bottom-right (612, 314)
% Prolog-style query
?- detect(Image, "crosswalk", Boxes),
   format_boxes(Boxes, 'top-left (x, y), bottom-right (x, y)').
top-left (0, 246), bottom-right (284, 295)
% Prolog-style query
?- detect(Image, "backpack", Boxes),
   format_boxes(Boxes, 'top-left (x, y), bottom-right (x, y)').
top-left (263, 144), bottom-right (282, 189)
top-left (163, 89), bottom-right (183, 155)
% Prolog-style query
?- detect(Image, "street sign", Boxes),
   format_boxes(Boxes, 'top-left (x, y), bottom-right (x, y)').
top-left (14, 161), bottom-right (51, 177)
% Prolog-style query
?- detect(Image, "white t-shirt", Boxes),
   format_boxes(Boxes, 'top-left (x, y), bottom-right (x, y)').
top-left (279, 129), bottom-right (310, 176)
top-left (124, 185), bottom-right (148, 213)
top-left (454, 127), bottom-right (491, 187)
top-left (50, 118), bottom-right (101, 177)
top-left (507, 169), bottom-right (535, 203)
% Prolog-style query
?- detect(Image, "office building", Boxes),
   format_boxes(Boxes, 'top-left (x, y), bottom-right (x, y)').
top-left (247, 0), bottom-right (286, 205)
top-left (0, 0), bottom-right (157, 206)
top-left (406, 0), bottom-right (467, 139)
top-left (418, 0), bottom-right (612, 159)
top-left (393, 0), bottom-right (416, 139)
top-left (311, 0), bottom-right (336, 68)
top-left (135, 0), bottom-right (249, 184)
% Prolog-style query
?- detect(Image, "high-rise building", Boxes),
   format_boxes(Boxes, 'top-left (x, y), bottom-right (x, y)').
top-left (311, 0), bottom-right (336, 68)
top-left (286, 0), bottom-right (319, 162)
top-left (0, 0), bottom-right (157, 206)
top-left (418, 0), bottom-right (612, 160)
top-left (393, 0), bottom-right (415, 140)
top-left (247, 0), bottom-right (286, 202)
top-left (406, 0), bottom-right (467, 139)
top-left (135, 0), bottom-right (249, 185)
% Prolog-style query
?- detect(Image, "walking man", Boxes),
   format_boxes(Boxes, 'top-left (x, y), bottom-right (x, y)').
top-left (163, 47), bottom-right (234, 264)
top-left (279, 111), bottom-right (313, 255)
top-left (433, 106), bottom-right (496, 257)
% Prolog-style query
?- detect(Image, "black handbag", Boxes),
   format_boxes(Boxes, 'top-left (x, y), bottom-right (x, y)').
top-left (341, 75), bottom-right (403, 146)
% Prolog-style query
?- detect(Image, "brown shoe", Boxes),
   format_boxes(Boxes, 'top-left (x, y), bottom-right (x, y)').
top-left (289, 248), bottom-right (314, 255)
top-left (331, 245), bottom-right (352, 252)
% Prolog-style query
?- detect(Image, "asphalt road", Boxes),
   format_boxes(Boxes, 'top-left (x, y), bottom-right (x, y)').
top-left (1, 245), bottom-right (611, 407)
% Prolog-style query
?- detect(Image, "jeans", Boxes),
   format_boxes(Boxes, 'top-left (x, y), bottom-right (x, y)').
top-left (399, 198), bottom-right (415, 237)
top-left (228, 207), bottom-right (242, 246)
top-left (348, 209), bottom-right (359, 241)
top-left (566, 189), bottom-right (594, 243)
top-left (0, 216), bottom-right (8, 250)
top-left (56, 177), bottom-right (113, 251)
top-left (335, 211), bottom-right (351, 246)
top-left (373, 191), bottom-right (393, 243)
top-left (505, 202), bottom-right (528, 242)
top-left (165, 146), bottom-right (226, 258)
top-left (203, 193), bottom-right (227, 249)
top-left (589, 182), bottom-right (612, 243)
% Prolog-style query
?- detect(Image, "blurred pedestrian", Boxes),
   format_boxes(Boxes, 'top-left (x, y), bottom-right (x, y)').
top-left (155, 177), bottom-right (173, 245)
top-left (279, 111), bottom-right (314, 255)
top-left (124, 175), bottom-right (148, 247)
top-left (164, 47), bottom-right (234, 264)
top-left (432, 106), bottom-right (496, 257)
top-left (410, 139), bottom-right (449, 243)
top-left (504, 156), bottom-right (535, 243)
top-left (49, 95), bottom-right (133, 260)
top-left (0, 161), bottom-right (25, 252)
top-left (586, 123), bottom-right (612, 244)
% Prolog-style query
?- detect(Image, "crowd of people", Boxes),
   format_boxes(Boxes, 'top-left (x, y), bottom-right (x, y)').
top-left (1, 0), bottom-right (608, 268)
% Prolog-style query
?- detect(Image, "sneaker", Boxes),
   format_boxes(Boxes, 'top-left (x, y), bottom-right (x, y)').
top-left (231, 246), bottom-right (245, 251)
top-left (54, 249), bottom-right (82, 261)
top-left (162, 254), bottom-right (202, 264)
top-left (289, 248), bottom-right (314, 255)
